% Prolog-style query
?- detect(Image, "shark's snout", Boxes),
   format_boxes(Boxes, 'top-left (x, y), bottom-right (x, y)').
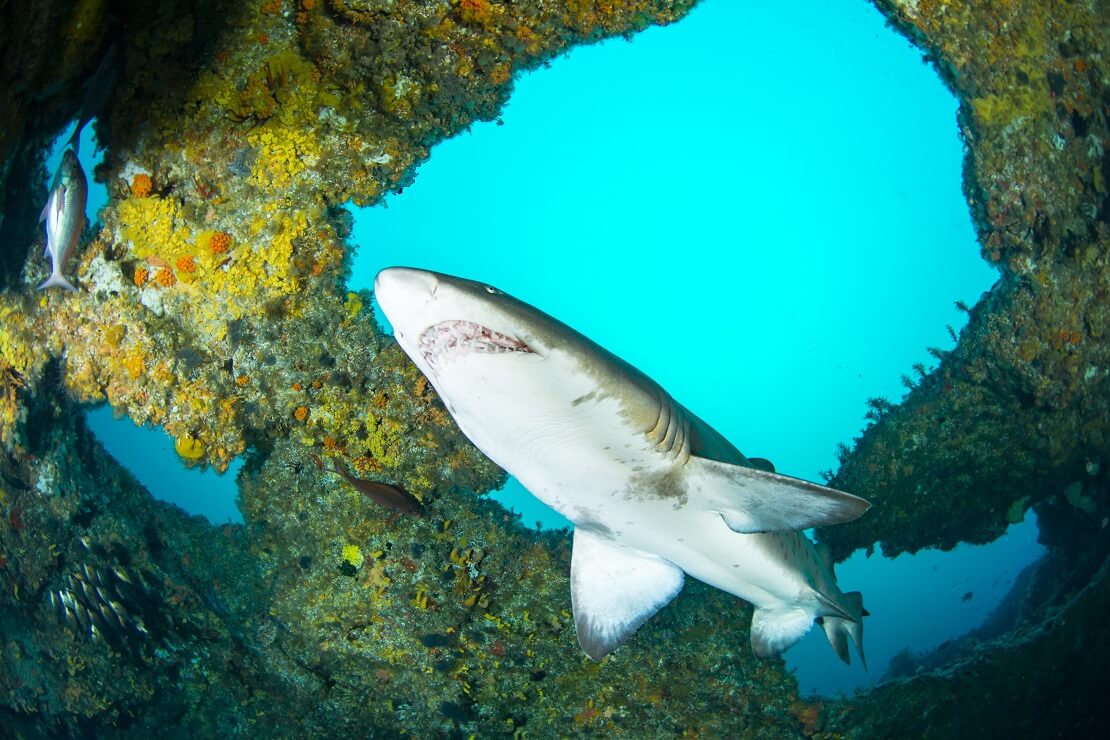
top-left (374, 267), bottom-right (438, 304)
top-left (374, 267), bottom-right (442, 340)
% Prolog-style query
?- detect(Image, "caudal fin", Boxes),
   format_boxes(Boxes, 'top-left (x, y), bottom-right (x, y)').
top-left (67, 127), bottom-right (82, 155)
top-left (37, 273), bottom-right (77, 292)
top-left (819, 591), bottom-right (867, 669)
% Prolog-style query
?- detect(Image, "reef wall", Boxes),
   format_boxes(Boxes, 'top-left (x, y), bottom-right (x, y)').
top-left (819, 0), bottom-right (1110, 735)
top-left (821, 0), bottom-right (1109, 562)
top-left (1, 0), bottom-right (1107, 736)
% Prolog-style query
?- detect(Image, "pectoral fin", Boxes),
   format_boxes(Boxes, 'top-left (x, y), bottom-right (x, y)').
top-left (686, 456), bottom-right (870, 533)
top-left (750, 606), bottom-right (815, 659)
top-left (570, 528), bottom-right (684, 661)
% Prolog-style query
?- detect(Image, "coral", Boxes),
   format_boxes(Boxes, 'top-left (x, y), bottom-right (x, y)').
top-left (174, 433), bottom-right (205, 460)
top-left (206, 231), bottom-right (232, 255)
top-left (341, 543), bottom-right (363, 568)
top-left (129, 173), bottom-right (153, 198)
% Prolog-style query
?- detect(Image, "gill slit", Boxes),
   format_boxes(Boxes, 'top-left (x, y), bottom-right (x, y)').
top-left (648, 389), bottom-right (691, 464)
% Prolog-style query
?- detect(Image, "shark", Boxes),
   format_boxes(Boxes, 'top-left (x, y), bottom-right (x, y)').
top-left (374, 267), bottom-right (869, 666)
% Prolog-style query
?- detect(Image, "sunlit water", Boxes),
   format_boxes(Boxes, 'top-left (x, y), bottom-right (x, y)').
top-left (67, 0), bottom-right (1046, 697)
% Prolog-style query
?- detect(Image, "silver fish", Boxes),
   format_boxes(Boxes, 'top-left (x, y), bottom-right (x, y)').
top-left (38, 149), bottom-right (87, 291)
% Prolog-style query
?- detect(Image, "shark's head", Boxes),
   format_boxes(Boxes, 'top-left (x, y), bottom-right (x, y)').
top-left (374, 267), bottom-right (550, 380)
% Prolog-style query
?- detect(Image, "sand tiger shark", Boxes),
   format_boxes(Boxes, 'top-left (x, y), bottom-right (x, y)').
top-left (374, 267), bottom-right (869, 665)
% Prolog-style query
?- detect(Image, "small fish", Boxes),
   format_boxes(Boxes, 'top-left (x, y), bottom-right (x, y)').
top-left (961, 591), bottom-right (974, 602)
top-left (310, 453), bottom-right (422, 517)
top-left (38, 149), bottom-right (87, 291)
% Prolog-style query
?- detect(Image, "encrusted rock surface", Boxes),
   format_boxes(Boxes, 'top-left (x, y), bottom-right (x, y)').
top-left (1, 0), bottom-right (1107, 736)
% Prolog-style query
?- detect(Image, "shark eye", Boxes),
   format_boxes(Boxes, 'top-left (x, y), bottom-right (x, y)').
top-left (484, 285), bottom-right (501, 295)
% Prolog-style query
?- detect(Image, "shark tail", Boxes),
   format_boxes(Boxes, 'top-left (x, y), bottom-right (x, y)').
top-left (818, 591), bottom-right (867, 669)
top-left (38, 273), bottom-right (77, 292)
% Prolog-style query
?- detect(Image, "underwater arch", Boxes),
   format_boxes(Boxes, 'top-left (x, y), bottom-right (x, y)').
top-left (2, 0), bottom-right (1107, 734)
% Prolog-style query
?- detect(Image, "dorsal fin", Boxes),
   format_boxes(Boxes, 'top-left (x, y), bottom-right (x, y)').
top-left (746, 457), bottom-right (776, 473)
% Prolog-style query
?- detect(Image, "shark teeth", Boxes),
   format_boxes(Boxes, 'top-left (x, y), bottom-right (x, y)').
top-left (419, 320), bottom-right (532, 366)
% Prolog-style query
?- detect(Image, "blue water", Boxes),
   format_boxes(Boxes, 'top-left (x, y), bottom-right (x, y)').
top-left (789, 516), bottom-right (1042, 695)
top-left (68, 0), bottom-right (1045, 697)
top-left (85, 406), bottom-right (244, 525)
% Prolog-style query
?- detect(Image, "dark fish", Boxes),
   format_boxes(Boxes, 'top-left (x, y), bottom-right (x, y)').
top-left (66, 43), bottom-right (119, 153)
top-left (49, 553), bottom-right (172, 662)
top-left (73, 601), bottom-right (91, 633)
top-left (311, 454), bottom-right (422, 516)
top-left (961, 591), bottom-right (973, 602)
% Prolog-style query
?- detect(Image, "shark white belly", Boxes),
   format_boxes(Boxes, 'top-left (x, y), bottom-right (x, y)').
top-left (375, 267), bottom-right (869, 665)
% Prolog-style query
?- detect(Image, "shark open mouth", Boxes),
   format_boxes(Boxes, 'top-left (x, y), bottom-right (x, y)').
top-left (418, 320), bottom-right (533, 365)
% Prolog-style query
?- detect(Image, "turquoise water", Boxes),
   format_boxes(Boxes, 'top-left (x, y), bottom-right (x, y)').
top-left (73, 0), bottom-right (1044, 698)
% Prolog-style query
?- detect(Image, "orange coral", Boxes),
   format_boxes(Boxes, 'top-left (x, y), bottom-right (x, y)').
top-left (490, 62), bottom-right (512, 85)
top-left (793, 701), bottom-right (820, 735)
top-left (294, 406), bottom-right (309, 421)
top-left (154, 267), bottom-right (176, 287)
top-left (133, 266), bottom-right (149, 287)
top-left (130, 174), bottom-right (153, 198)
top-left (458, 0), bottom-right (496, 26)
top-left (122, 349), bottom-right (146, 380)
top-left (208, 231), bottom-right (232, 254)
top-left (176, 255), bottom-right (197, 273)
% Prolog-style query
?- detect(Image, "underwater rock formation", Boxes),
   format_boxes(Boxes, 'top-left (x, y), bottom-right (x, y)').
top-left (819, 0), bottom-right (1109, 734)
top-left (821, 0), bottom-right (1109, 560)
top-left (0, 0), bottom-right (1107, 736)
